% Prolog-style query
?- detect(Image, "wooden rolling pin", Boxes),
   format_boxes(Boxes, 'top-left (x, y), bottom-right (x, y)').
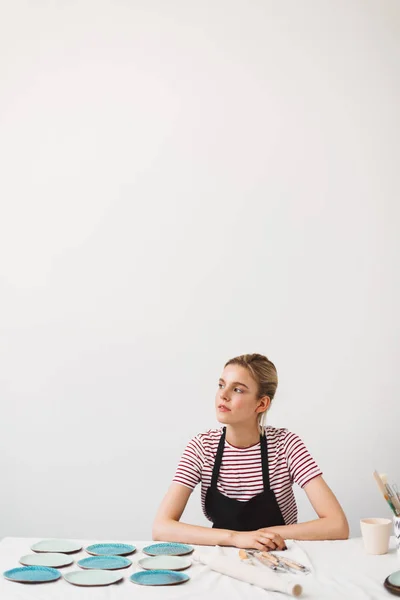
top-left (194, 552), bottom-right (303, 597)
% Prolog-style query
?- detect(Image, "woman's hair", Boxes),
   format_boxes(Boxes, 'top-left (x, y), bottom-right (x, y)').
top-left (224, 353), bottom-right (278, 432)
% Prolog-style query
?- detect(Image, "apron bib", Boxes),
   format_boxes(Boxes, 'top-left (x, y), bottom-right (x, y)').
top-left (205, 427), bottom-right (285, 531)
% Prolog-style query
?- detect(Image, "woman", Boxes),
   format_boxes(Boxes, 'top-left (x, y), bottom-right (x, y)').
top-left (153, 354), bottom-right (349, 551)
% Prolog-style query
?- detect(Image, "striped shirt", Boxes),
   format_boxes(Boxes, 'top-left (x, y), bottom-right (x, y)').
top-left (173, 426), bottom-right (322, 525)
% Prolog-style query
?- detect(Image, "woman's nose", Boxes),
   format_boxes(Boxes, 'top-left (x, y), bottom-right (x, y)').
top-left (220, 389), bottom-right (230, 401)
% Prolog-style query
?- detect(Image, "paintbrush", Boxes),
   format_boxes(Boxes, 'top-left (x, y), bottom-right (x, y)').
top-left (381, 474), bottom-right (400, 515)
top-left (269, 553), bottom-right (311, 574)
top-left (238, 549), bottom-right (285, 572)
top-left (373, 470), bottom-right (399, 516)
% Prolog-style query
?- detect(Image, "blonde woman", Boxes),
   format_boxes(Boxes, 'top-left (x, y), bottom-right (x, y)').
top-left (153, 354), bottom-right (349, 551)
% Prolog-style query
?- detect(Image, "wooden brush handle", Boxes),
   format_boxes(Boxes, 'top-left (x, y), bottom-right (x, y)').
top-left (277, 556), bottom-right (306, 571)
top-left (259, 552), bottom-right (280, 566)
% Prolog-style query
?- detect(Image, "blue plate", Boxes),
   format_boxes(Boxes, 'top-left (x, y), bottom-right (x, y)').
top-left (78, 555), bottom-right (131, 570)
top-left (85, 543), bottom-right (136, 556)
top-left (142, 543), bottom-right (193, 556)
top-left (130, 569), bottom-right (189, 586)
top-left (3, 566), bottom-right (61, 583)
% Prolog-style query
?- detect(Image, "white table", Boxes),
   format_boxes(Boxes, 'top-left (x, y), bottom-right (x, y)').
top-left (0, 537), bottom-right (399, 599)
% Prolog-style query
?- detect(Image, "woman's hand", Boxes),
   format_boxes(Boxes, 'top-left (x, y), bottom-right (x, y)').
top-left (231, 529), bottom-right (286, 551)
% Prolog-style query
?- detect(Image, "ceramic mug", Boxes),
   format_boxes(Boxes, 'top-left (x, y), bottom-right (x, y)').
top-left (360, 518), bottom-right (392, 555)
top-left (394, 516), bottom-right (400, 552)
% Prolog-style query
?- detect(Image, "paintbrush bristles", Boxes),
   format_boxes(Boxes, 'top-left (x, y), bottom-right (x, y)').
top-left (373, 470), bottom-right (400, 516)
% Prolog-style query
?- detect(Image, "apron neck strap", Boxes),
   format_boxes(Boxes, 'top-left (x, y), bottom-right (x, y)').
top-left (260, 431), bottom-right (271, 491)
top-left (211, 427), bottom-right (271, 491)
top-left (211, 427), bottom-right (227, 488)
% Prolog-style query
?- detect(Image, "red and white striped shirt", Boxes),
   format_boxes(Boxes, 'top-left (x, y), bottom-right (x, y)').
top-left (173, 426), bottom-right (322, 525)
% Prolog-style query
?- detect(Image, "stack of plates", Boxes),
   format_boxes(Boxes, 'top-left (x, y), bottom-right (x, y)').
top-left (132, 543), bottom-right (193, 587)
top-left (384, 571), bottom-right (400, 596)
top-left (4, 540), bottom-right (81, 584)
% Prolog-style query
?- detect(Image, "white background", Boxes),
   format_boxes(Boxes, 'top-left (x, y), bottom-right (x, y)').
top-left (0, 0), bottom-right (399, 540)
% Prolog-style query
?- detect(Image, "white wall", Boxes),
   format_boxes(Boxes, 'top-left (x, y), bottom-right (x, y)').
top-left (0, 0), bottom-right (399, 540)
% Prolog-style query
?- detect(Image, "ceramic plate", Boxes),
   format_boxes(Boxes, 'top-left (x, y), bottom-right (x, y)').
top-left (20, 553), bottom-right (73, 568)
top-left (78, 555), bottom-right (131, 570)
top-left (130, 569), bottom-right (189, 586)
top-left (138, 556), bottom-right (191, 571)
top-left (389, 572), bottom-right (400, 587)
top-left (142, 543), bottom-right (194, 556)
top-left (384, 577), bottom-right (400, 596)
top-left (85, 543), bottom-right (136, 556)
top-left (31, 539), bottom-right (82, 554)
top-left (64, 570), bottom-right (123, 587)
top-left (3, 566), bottom-right (61, 583)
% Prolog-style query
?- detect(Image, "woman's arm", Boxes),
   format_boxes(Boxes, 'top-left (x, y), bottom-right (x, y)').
top-left (152, 483), bottom-right (233, 546)
top-left (152, 483), bottom-right (286, 550)
top-left (261, 475), bottom-right (349, 541)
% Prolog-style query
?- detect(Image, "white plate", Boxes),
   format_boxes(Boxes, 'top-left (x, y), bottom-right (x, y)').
top-left (20, 553), bottom-right (73, 568)
top-left (63, 570), bottom-right (123, 587)
top-left (31, 539), bottom-right (82, 554)
top-left (138, 556), bottom-right (191, 571)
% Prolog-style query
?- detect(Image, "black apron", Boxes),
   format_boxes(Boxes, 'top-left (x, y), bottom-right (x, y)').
top-left (204, 427), bottom-right (285, 531)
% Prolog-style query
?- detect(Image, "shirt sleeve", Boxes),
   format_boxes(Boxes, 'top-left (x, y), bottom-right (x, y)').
top-left (172, 435), bottom-right (205, 490)
top-left (284, 431), bottom-right (323, 488)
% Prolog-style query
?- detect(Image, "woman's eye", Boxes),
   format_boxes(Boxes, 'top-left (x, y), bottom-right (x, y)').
top-left (234, 388), bottom-right (243, 393)
top-left (218, 383), bottom-right (224, 389)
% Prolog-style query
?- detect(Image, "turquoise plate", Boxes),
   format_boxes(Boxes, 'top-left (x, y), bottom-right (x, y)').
top-left (142, 543), bottom-right (193, 556)
top-left (3, 566), bottom-right (61, 583)
top-left (78, 556), bottom-right (131, 570)
top-left (85, 543), bottom-right (136, 556)
top-left (130, 569), bottom-right (189, 586)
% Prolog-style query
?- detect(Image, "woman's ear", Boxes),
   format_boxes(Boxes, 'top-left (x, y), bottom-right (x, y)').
top-left (256, 395), bottom-right (271, 414)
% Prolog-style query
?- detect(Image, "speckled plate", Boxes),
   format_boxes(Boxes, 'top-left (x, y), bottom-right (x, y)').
top-left (3, 566), bottom-right (61, 583)
top-left (130, 569), bottom-right (189, 586)
top-left (142, 543), bottom-right (193, 556)
top-left (64, 570), bottom-right (123, 587)
top-left (138, 556), bottom-right (191, 571)
top-left (20, 553), bottom-right (73, 568)
top-left (31, 539), bottom-right (82, 554)
top-left (85, 543), bottom-right (136, 556)
top-left (78, 555), bottom-right (131, 570)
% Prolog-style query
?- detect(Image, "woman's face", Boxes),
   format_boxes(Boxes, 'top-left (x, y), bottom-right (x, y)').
top-left (215, 364), bottom-right (268, 426)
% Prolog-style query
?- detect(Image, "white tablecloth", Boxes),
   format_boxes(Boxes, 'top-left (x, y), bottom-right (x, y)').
top-left (0, 537), bottom-right (399, 599)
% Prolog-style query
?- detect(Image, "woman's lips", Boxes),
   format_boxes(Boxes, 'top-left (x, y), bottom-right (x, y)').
top-left (218, 406), bottom-right (231, 412)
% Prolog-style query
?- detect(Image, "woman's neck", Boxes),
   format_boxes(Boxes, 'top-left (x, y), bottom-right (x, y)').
top-left (225, 423), bottom-right (261, 448)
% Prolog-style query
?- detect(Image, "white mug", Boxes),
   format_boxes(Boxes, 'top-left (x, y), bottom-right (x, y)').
top-left (360, 518), bottom-right (392, 555)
